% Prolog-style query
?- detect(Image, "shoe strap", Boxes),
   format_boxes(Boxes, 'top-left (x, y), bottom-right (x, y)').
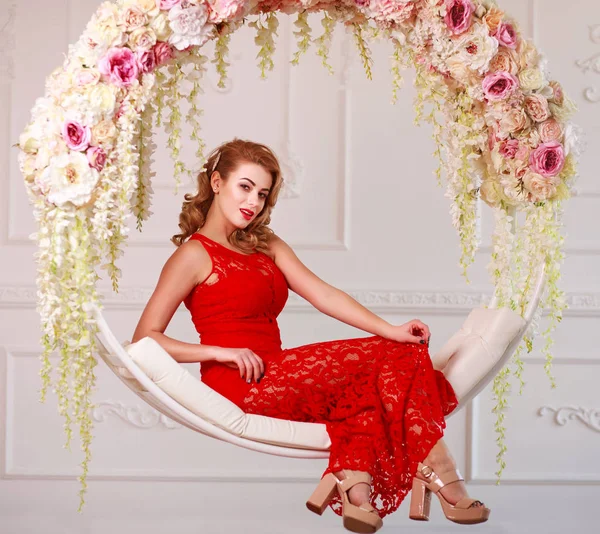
top-left (416, 463), bottom-right (464, 493)
top-left (337, 471), bottom-right (372, 492)
top-left (455, 497), bottom-right (485, 510)
top-left (358, 502), bottom-right (377, 514)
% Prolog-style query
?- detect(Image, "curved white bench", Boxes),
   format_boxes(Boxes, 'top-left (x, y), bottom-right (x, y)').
top-left (93, 262), bottom-right (544, 456)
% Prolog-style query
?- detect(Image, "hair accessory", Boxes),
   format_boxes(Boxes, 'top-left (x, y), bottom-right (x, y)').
top-left (211, 151), bottom-right (222, 174)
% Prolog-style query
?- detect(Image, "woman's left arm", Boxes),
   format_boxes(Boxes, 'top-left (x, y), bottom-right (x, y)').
top-left (269, 235), bottom-right (429, 344)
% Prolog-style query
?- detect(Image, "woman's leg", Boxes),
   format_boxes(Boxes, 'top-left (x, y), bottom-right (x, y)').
top-left (243, 335), bottom-right (458, 518)
top-left (422, 438), bottom-right (484, 507)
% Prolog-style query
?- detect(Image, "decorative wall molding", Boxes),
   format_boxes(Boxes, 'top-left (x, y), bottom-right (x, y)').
top-left (538, 406), bottom-right (600, 433)
top-left (0, 1), bottom-right (16, 84)
top-left (2, 285), bottom-right (600, 315)
top-left (92, 401), bottom-right (181, 430)
top-left (575, 24), bottom-right (600, 103)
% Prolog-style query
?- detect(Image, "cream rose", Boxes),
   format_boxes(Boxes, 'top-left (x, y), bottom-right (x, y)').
top-left (524, 94), bottom-right (550, 122)
top-left (129, 27), bottom-right (157, 50)
top-left (517, 39), bottom-right (540, 70)
top-left (522, 169), bottom-right (559, 201)
top-left (123, 0), bottom-right (160, 17)
top-left (518, 68), bottom-right (545, 92)
top-left (92, 119), bottom-right (118, 146)
top-left (150, 13), bottom-right (171, 40)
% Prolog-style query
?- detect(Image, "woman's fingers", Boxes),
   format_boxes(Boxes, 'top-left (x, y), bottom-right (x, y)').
top-left (248, 351), bottom-right (262, 383)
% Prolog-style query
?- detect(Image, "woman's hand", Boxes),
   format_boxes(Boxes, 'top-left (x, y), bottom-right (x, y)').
top-left (382, 319), bottom-right (431, 345)
top-left (210, 346), bottom-right (265, 384)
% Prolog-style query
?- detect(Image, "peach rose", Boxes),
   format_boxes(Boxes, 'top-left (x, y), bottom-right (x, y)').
top-left (522, 169), bottom-right (559, 201)
top-left (483, 6), bottom-right (504, 34)
top-left (538, 118), bottom-right (563, 143)
top-left (524, 94), bottom-right (550, 122)
top-left (120, 6), bottom-right (147, 32)
top-left (499, 106), bottom-right (530, 134)
top-left (488, 49), bottom-right (519, 75)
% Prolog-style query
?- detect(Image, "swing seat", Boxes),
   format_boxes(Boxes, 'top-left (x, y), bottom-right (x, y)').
top-left (93, 265), bottom-right (544, 457)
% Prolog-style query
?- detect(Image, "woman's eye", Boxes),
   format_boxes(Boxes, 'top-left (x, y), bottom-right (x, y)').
top-left (259, 193), bottom-right (267, 199)
top-left (241, 184), bottom-right (250, 191)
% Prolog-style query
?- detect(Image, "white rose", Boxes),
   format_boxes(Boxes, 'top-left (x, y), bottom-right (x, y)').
top-left (168, 4), bottom-right (213, 51)
top-left (451, 22), bottom-right (498, 75)
top-left (518, 68), bottom-right (545, 92)
top-left (18, 152), bottom-right (37, 182)
top-left (38, 152), bottom-right (100, 207)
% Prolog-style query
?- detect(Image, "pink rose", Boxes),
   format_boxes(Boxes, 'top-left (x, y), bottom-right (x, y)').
top-left (538, 119), bottom-right (563, 143)
top-left (444, 0), bottom-right (475, 35)
top-left (515, 144), bottom-right (531, 163)
top-left (137, 49), bottom-right (157, 73)
top-left (98, 47), bottom-right (140, 87)
top-left (495, 22), bottom-right (517, 49)
top-left (87, 146), bottom-right (107, 172)
top-left (529, 141), bottom-right (565, 178)
top-left (482, 71), bottom-right (519, 101)
top-left (62, 120), bottom-right (91, 151)
top-left (500, 139), bottom-right (520, 159)
top-left (156, 0), bottom-right (181, 9)
top-left (153, 41), bottom-right (174, 65)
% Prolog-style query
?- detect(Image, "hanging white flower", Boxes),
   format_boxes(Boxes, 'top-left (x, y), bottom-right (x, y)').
top-left (168, 2), bottom-right (214, 51)
top-left (38, 152), bottom-right (100, 208)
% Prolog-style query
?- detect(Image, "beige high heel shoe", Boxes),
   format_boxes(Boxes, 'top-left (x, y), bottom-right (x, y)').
top-left (409, 462), bottom-right (490, 524)
top-left (306, 470), bottom-right (383, 533)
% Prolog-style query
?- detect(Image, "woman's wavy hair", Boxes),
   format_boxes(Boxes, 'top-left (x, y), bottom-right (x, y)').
top-left (171, 138), bottom-right (284, 254)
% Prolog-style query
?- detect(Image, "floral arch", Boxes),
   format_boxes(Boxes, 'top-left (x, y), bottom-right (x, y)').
top-left (17, 0), bottom-right (579, 509)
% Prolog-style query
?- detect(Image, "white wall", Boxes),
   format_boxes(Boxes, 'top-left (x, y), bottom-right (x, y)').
top-left (1, 1), bottom-right (599, 533)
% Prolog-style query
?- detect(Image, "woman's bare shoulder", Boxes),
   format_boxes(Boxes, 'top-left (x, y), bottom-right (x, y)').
top-left (164, 238), bottom-right (212, 285)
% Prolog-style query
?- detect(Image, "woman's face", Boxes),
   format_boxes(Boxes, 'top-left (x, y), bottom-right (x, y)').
top-left (212, 161), bottom-right (273, 230)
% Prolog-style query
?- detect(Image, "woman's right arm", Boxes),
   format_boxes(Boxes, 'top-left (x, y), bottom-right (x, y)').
top-left (131, 240), bottom-right (216, 363)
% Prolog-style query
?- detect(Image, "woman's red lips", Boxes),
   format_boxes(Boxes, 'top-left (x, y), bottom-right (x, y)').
top-left (240, 209), bottom-right (254, 220)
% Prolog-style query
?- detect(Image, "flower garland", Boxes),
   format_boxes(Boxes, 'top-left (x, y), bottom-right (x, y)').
top-left (17, 0), bottom-right (580, 509)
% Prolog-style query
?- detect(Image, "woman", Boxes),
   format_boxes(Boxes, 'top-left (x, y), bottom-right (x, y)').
top-left (132, 139), bottom-right (489, 532)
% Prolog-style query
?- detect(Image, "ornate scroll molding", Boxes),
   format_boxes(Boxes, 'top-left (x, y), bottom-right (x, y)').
top-left (3, 285), bottom-right (600, 315)
top-left (575, 25), bottom-right (600, 103)
top-left (538, 406), bottom-right (600, 433)
top-left (0, 1), bottom-right (16, 83)
top-left (92, 401), bottom-right (181, 430)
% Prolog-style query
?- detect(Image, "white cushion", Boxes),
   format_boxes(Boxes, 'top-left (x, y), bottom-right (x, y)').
top-left (432, 307), bottom-right (526, 404)
top-left (125, 337), bottom-right (331, 451)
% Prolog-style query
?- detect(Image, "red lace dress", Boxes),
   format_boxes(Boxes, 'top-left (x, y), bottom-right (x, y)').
top-left (184, 233), bottom-right (458, 518)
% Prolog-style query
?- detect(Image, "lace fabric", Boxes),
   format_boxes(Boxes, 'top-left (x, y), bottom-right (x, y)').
top-left (184, 233), bottom-right (458, 517)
